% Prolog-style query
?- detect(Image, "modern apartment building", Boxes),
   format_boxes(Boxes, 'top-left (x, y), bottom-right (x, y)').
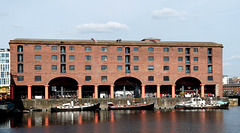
top-left (0, 48), bottom-right (10, 99)
top-left (9, 38), bottom-right (223, 99)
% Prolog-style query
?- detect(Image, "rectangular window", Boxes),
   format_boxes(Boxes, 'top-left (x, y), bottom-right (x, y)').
top-left (85, 47), bottom-right (91, 51)
top-left (148, 48), bottom-right (154, 52)
top-left (148, 66), bottom-right (154, 70)
top-left (61, 64), bottom-right (66, 73)
top-left (85, 76), bottom-right (91, 81)
top-left (69, 65), bottom-right (75, 70)
top-left (208, 48), bottom-right (212, 55)
top-left (163, 66), bottom-right (169, 71)
top-left (85, 55), bottom-right (91, 61)
top-left (61, 55), bottom-right (66, 63)
top-left (101, 47), bottom-right (107, 52)
top-left (133, 47), bottom-right (139, 52)
top-left (85, 65), bottom-right (91, 70)
top-left (194, 57), bottom-right (198, 62)
top-left (35, 55), bottom-right (41, 60)
top-left (125, 47), bottom-right (130, 54)
top-left (178, 48), bottom-right (183, 52)
top-left (148, 56), bottom-right (154, 61)
top-left (52, 46), bottom-right (57, 51)
top-left (34, 46), bottom-right (41, 51)
top-left (163, 48), bottom-right (169, 52)
top-left (61, 46), bottom-right (66, 53)
top-left (125, 55), bottom-right (130, 63)
top-left (164, 56), bottom-right (169, 61)
top-left (186, 56), bottom-right (190, 63)
top-left (178, 66), bottom-right (183, 71)
top-left (208, 76), bottom-right (213, 81)
top-left (52, 55), bottom-right (57, 60)
top-left (35, 65), bottom-right (41, 70)
top-left (69, 46), bottom-right (75, 51)
top-left (178, 57), bottom-right (183, 61)
top-left (125, 65), bottom-right (130, 73)
top-left (117, 47), bottom-right (122, 52)
top-left (163, 76), bottom-right (169, 81)
top-left (101, 56), bottom-right (107, 61)
top-left (134, 56), bottom-right (139, 61)
top-left (101, 76), bottom-right (107, 81)
top-left (186, 48), bottom-right (190, 54)
top-left (69, 55), bottom-right (75, 61)
top-left (17, 76), bottom-right (24, 81)
top-left (35, 76), bottom-right (41, 81)
top-left (52, 65), bottom-right (57, 70)
top-left (117, 65), bottom-right (122, 71)
top-left (117, 56), bottom-right (122, 61)
top-left (194, 48), bottom-right (198, 53)
top-left (194, 66), bottom-right (198, 71)
top-left (101, 65), bottom-right (107, 70)
top-left (18, 46), bottom-right (23, 52)
top-left (208, 56), bottom-right (212, 64)
top-left (18, 54), bottom-right (23, 62)
top-left (148, 76), bottom-right (154, 81)
top-left (134, 66), bottom-right (139, 70)
top-left (208, 65), bottom-right (212, 73)
top-left (186, 65), bottom-right (190, 73)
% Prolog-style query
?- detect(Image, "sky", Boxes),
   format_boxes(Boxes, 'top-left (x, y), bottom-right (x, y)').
top-left (0, 0), bottom-right (240, 77)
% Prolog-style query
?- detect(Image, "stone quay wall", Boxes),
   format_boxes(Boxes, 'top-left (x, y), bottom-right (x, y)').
top-left (20, 97), bottom-right (229, 110)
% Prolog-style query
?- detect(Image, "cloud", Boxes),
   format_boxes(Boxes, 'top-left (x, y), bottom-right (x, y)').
top-left (152, 8), bottom-right (189, 20)
top-left (223, 62), bottom-right (231, 66)
top-left (74, 21), bottom-right (129, 33)
top-left (225, 55), bottom-right (240, 61)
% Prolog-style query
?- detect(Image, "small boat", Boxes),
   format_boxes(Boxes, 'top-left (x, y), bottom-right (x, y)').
top-left (108, 101), bottom-right (154, 110)
top-left (175, 97), bottom-right (229, 109)
top-left (51, 101), bottom-right (100, 112)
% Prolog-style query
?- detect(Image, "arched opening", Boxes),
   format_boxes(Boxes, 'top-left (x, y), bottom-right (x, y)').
top-left (48, 77), bottom-right (78, 98)
top-left (114, 77), bottom-right (142, 98)
top-left (175, 77), bottom-right (201, 97)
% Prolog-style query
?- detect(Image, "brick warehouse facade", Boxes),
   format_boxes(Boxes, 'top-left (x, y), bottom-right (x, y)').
top-left (9, 38), bottom-right (223, 99)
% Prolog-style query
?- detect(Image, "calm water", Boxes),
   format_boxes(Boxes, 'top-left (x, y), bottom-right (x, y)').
top-left (1, 107), bottom-right (240, 133)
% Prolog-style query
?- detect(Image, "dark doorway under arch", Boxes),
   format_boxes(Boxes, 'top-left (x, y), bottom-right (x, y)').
top-left (175, 77), bottom-right (201, 97)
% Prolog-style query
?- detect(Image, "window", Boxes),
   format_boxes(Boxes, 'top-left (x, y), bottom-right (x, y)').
top-left (35, 55), bottom-right (41, 60)
top-left (17, 76), bottom-right (24, 81)
top-left (101, 76), bottom-right (107, 81)
top-left (186, 65), bottom-right (190, 73)
top-left (34, 46), bottom-right (41, 51)
top-left (163, 48), bottom-right (169, 52)
top-left (35, 65), bottom-right (41, 70)
top-left (17, 45), bottom-right (23, 52)
top-left (117, 56), bottom-right (122, 61)
top-left (101, 65), bottom-right (107, 70)
top-left (101, 47), bottom-right (107, 52)
top-left (61, 64), bottom-right (66, 73)
top-left (69, 55), bottom-right (75, 61)
top-left (194, 57), bottom-right (198, 62)
top-left (148, 66), bottom-right (154, 70)
top-left (186, 48), bottom-right (190, 54)
top-left (133, 47), bottom-right (138, 52)
top-left (61, 46), bottom-right (66, 53)
top-left (134, 66), bottom-right (139, 70)
top-left (69, 46), bottom-right (75, 51)
top-left (85, 55), bottom-right (91, 61)
top-left (52, 55), bottom-right (57, 60)
top-left (178, 48), bottom-right (183, 53)
top-left (18, 64), bottom-right (23, 73)
top-left (85, 65), bottom-right (91, 70)
top-left (52, 46), bottom-right (57, 51)
top-left (208, 76), bottom-right (213, 81)
top-left (101, 56), bottom-right (107, 61)
top-left (125, 55), bottom-right (130, 63)
top-left (194, 48), bottom-right (198, 53)
top-left (208, 48), bottom-right (212, 55)
top-left (178, 57), bottom-right (183, 61)
top-left (134, 56), bottom-right (139, 61)
top-left (148, 56), bottom-right (154, 61)
top-left (148, 76), bottom-right (154, 81)
top-left (164, 56), bottom-right (169, 61)
top-left (194, 66), bottom-right (198, 71)
top-left (85, 47), bottom-right (91, 51)
top-left (163, 66), bottom-right (169, 71)
top-left (178, 66), bottom-right (183, 71)
top-left (85, 76), bottom-right (91, 81)
top-left (52, 65), bottom-right (57, 70)
top-left (18, 54), bottom-right (23, 62)
top-left (186, 56), bottom-right (190, 63)
top-left (117, 47), bottom-right (122, 52)
top-left (208, 65), bottom-right (212, 73)
top-left (35, 76), bottom-right (41, 81)
top-left (125, 65), bottom-right (130, 73)
top-left (208, 56), bottom-right (212, 64)
top-left (69, 65), bottom-right (75, 70)
top-left (117, 65), bottom-right (122, 70)
top-left (61, 55), bottom-right (66, 63)
top-left (148, 48), bottom-right (154, 52)
top-left (125, 47), bottom-right (130, 54)
top-left (163, 76), bottom-right (169, 81)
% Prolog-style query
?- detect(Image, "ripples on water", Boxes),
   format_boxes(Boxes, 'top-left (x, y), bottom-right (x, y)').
top-left (1, 107), bottom-right (240, 133)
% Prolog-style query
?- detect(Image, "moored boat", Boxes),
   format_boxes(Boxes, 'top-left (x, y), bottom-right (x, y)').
top-left (108, 101), bottom-right (154, 110)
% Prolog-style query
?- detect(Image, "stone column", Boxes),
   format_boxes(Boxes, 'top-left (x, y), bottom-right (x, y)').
top-left (201, 84), bottom-right (205, 97)
top-left (110, 85), bottom-right (114, 98)
top-left (141, 85), bottom-right (145, 98)
top-left (157, 85), bottom-right (161, 98)
top-left (172, 85), bottom-right (176, 98)
top-left (45, 85), bottom-right (49, 99)
top-left (94, 85), bottom-right (98, 99)
top-left (10, 85), bottom-right (14, 99)
top-left (27, 85), bottom-right (32, 99)
top-left (78, 85), bottom-right (82, 99)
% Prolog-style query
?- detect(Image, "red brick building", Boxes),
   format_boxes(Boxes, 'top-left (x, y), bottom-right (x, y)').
top-left (9, 38), bottom-right (223, 99)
